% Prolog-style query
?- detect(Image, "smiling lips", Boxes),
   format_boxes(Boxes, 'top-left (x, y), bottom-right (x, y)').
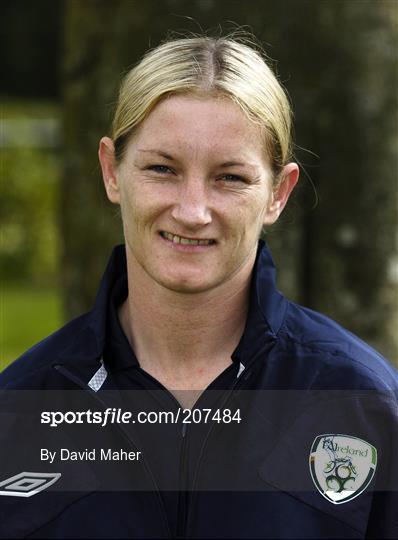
top-left (160, 231), bottom-right (215, 246)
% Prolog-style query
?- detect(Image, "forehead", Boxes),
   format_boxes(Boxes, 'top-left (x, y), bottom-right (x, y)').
top-left (128, 95), bottom-right (267, 163)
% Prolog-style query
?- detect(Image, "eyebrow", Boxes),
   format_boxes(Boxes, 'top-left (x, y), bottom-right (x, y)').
top-left (219, 161), bottom-right (247, 168)
top-left (138, 150), bottom-right (251, 169)
top-left (138, 149), bottom-right (174, 160)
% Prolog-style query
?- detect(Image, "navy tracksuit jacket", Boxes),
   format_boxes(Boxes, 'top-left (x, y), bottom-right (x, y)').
top-left (0, 241), bottom-right (397, 539)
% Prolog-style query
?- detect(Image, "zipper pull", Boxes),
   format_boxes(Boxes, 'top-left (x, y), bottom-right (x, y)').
top-left (182, 422), bottom-right (187, 438)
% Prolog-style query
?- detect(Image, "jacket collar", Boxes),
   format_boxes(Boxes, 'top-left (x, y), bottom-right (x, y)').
top-left (232, 239), bottom-right (287, 363)
top-left (57, 246), bottom-right (127, 367)
top-left (58, 240), bottom-right (287, 368)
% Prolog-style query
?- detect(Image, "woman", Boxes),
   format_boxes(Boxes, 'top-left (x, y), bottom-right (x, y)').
top-left (1, 35), bottom-right (397, 539)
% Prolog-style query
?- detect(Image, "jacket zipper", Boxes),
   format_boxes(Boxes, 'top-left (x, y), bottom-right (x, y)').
top-left (176, 422), bottom-right (189, 538)
top-left (133, 368), bottom-right (192, 539)
top-left (186, 378), bottom-right (247, 535)
top-left (53, 364), bottom-right (172, 538)
top-left (185, 345), bottom-right (274, 535)
top-left (176, 352), bottom-right (267, 537)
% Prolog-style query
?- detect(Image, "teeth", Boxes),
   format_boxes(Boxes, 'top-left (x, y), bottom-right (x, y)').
top-left (161, 232), bottom-right (213, 245)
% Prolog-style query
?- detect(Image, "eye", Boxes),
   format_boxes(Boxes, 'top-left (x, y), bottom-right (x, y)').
top-left (218, 174), bottom-right (246, 183)
top-left (147, 164), bottom-right (173, 174)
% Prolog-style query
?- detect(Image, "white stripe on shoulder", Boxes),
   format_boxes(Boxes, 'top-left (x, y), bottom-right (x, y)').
top-left (88, 358), bottom-right (108, 391)
top-left (237, 362), bottom-right (245, 378)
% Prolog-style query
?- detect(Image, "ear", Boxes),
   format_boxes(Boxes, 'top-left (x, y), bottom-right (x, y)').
top-left (98, 136), bottom-right (120, 204)
top-left (263, 163), bottom-right (299, 225)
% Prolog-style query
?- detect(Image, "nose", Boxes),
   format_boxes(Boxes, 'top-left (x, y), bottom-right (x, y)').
top-left (171, 176), bottom-right (212, 229)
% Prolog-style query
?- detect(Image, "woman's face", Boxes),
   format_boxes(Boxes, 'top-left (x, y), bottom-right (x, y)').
top-left (100, 95), bottom-right (298, 294)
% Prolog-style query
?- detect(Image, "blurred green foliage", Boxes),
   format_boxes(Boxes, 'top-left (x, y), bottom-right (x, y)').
top-left (1, 101), bottom-right (60, 282)
top-left (0, 285), bottom-right (62, 370)
top-left (1, 100), bottom-right (63, 368)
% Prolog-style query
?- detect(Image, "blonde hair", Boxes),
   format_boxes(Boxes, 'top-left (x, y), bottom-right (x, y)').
top-left (112, 35), bottom-right (293, 177)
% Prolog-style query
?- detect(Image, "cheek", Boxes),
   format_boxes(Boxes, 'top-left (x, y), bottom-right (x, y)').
top-left (235, 196), bottom-right (269, 234)
top-left (118, 183), bottom-right (142, 234)
top-left (221, 207), bottom-right (264, 250)
top-left (119, 182), bottom-right (165, 233)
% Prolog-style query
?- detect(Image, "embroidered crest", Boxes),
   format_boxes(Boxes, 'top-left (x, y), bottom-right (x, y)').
top-left (309, 434), bottom-right (377, 504)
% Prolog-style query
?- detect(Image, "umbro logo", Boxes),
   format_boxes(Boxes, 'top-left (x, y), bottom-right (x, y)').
top-left (0, 472), bottom-right (61, 497)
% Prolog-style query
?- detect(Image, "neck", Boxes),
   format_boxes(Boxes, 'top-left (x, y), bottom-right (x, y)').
top-left (119, 250), bottom-right (256, 392)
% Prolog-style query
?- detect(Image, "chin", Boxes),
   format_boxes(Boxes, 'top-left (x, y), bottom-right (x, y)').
top-left (162, 281), bottom-right (213, 295)
top-left (156, 274), bottom-right (218, 295)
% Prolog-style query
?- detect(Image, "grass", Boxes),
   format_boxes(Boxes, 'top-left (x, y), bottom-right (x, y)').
top-left (0, 284), bottom-right (63, 372)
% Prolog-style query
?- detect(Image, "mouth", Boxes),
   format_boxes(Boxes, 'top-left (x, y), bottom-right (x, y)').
top-left (159, 231), bottom-right (216, 246)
